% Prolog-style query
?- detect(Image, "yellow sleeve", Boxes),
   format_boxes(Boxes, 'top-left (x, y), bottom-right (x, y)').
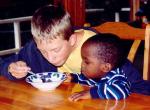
top-left (58, 29), bottom-right (96, 73)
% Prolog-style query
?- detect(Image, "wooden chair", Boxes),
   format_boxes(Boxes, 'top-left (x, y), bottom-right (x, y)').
top-left (93, 22), bottom-right (150, 80)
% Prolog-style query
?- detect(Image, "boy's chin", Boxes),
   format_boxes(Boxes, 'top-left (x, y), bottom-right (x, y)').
top-left (53, 63), bottom-right (62, 67)
top-left (52, 62), bottom-right (64, 67)
top-left (81, 71), bottom-right (90, 78)
top-left (81, 71), bottom-right (102, 79)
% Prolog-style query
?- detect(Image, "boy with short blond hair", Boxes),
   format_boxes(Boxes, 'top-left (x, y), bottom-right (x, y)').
top-left (1, 5), bottom-right (95, 80)
top-left (0, 5), bottom-right (149, 96)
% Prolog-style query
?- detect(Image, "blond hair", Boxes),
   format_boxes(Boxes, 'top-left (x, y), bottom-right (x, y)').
top-left (31, 5), bottom-right (73, 40)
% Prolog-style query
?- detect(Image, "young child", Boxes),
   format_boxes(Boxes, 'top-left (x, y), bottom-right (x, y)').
top-left (0, 5), bottom-right (148, 96)
top-left (66, 33), bottom-right (131, 101)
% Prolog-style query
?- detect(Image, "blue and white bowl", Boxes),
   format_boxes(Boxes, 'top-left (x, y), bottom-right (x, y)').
top-left (26, 72), bottom-right (66, 91)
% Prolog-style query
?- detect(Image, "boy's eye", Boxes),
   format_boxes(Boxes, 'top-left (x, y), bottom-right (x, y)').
top-left (84, 60), bottom-right (90, 65)
top-left (40, 50), bottom-right (47, 54)
top-left (53, 48), bottom-right (60, 52)
top-left (85, 62), bottom-right (89, 64)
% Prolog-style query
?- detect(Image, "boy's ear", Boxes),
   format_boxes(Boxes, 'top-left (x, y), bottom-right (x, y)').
top-left (102, 63), bottom-right (112, 73)
top-left (69, 34), bottom-right (77, 46)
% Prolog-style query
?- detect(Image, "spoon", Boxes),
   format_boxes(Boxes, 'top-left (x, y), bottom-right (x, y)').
top-left (28, 71), bottom-right (36, 75)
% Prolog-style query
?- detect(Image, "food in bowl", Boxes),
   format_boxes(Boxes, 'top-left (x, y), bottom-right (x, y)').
top-left (26, 72), bottom-right (66, 91)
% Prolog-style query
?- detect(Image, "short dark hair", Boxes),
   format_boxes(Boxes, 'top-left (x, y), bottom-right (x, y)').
top-left (82, 33), bottom-right (125, 69)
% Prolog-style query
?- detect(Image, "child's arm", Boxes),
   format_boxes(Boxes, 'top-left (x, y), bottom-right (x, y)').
top-left (1, 41), bottom-right (57, 80)
top-left (68, 73), bottom-right (97, 86)
top-left (0, 41), bottom-right (34, 80)
top-left (64, 73), bottom-right (85, 83)
top-left (90, 75), bottom-right (131, 100)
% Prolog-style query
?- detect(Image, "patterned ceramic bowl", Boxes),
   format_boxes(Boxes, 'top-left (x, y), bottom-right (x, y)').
top-left (26, 72), bottom-right (66, 91)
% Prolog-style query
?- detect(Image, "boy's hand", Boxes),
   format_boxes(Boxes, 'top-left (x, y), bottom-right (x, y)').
top-left (8, 61), bottom-right (31, 79)
top-left (64, 72), bottom-right (72, 82)
top-left (68, 90), bottom-right (91, 102)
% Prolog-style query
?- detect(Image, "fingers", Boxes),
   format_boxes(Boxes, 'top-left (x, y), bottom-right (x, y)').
top-left (68, 92), bottom-right (83, 102)
top-left (63, 72), bottom-right (72, 82)
top-left (68, 91), bottom-right (91, 102)
top-left (8, 61), bottom-right (31, 79)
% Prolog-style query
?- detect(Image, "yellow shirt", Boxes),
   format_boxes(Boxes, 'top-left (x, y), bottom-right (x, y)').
top-left (58, 29), bottom-right (96, 73)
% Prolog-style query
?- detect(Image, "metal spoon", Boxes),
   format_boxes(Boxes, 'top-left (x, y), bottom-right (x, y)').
top-left (28, 71), bottom-right (36, 75)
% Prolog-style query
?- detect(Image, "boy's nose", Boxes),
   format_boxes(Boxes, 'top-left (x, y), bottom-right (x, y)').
top-left (81, 63), bottom-right (85, 70)
top-left (47, 53), bottom-right (56, 63)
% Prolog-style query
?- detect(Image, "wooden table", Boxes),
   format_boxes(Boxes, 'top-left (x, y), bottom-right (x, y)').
top-left (0, 76), bottom-right (150, 110)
